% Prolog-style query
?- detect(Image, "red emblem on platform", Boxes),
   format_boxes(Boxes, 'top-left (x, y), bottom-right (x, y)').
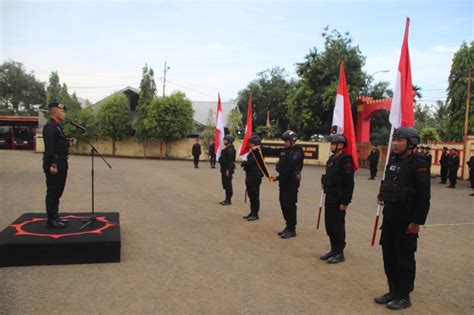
top-left (9, 215), bottom-right (118, 239)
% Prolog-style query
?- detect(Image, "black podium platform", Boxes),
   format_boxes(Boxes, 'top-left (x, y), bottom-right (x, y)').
top-left (0, 212), bottom-right (121, 267)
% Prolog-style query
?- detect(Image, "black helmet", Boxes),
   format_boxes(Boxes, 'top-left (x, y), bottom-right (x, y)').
top-left (224, 134), bottom-right (234, 143)
top-left (393, 127), bottom-right (420, 147)
top-left (425, 146), bottom-right (431, 150)
top-left (328, 133), bottom-right (347, 147)
top-left (248, 134), bottom-right (262, 145)
top-left (281, 130), bottom-right (298, 142)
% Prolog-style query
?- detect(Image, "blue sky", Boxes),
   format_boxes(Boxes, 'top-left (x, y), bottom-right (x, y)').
top-left (1, 0), bottom-right (472, 104)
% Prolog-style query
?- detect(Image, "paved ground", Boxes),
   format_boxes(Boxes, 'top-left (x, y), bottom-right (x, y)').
top-left (0, 150), bottom-right (473, 314)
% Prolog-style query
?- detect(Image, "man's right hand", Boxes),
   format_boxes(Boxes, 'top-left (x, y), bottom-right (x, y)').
top-left (50, 166), bottom-right (58, 175)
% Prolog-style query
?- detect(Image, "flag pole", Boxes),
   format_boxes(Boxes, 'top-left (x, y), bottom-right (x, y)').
top-left (370, 126), bottom-right (394, 246)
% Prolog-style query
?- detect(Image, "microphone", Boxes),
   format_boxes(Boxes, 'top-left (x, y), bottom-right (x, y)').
top-left (71, 121), bottom-right (88, 132)
top-left (39, 108), bottom-right (48, 114)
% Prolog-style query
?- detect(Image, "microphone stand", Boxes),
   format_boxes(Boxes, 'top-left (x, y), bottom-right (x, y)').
top-left (70, 125), bottom-right (114, 230)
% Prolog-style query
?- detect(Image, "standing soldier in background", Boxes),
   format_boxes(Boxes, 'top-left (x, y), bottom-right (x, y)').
top-left (368, 144), bottom-right (380, 180)
top-left (467, 155), bottom-right (474, 196)
top-left (447, 148), bottom-right (460, 188)
top-left (375, 127), bottom-right (430, 310)
top-left (209, 141), bottom-right (216, 169)
top-left (192, 138), bottom-right (201, 168)
top-left (439, 147), bottom-right (449, 184)
top-left (219, 135), bottom-right (236, 205)
top-left (42, 101), bottom-right (76, 228)
top-left (263, 130), bottom-right (304, 239)
top-left (241, 135), bottom-right (265, 221)
top-left (320, 134), bottom-right (355, 264)
top-left (424, 146), bottom-right (432, 171)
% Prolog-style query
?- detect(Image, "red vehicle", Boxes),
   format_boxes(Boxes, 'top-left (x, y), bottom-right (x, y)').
top-left (0, 116), bottom-right (38, 150)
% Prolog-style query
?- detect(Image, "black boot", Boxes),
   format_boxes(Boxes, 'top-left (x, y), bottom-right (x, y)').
top-left (46, 219), bottom-right (66, 228)
top-left (374, 292), bottom-right (396, 305)
top-left (219, 200), bottom-right (231, 205)
top-left (242, 213), bottom-right (252, 219)
top-left (55, 216), bottom-right (69, 223)
top-left (247, 214), bottom-right (259, 221)
top-left (320, 251), bottom-right (336, 261)
top-left (387, 296), bottom-right (411, 310)
top-left (327, 252), bottom-right (345, 264)
top-left (277, 227), bottom-right (288, 236)
top-left (280, 230), bottom-right (296, 239)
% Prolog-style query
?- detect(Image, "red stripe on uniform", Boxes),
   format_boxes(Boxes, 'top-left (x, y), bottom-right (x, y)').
top-left (416, 168), bottom-right (427, 173)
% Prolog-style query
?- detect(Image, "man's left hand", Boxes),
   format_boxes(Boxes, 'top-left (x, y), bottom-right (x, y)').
top-left (407, 223), bottom-right (420, 234)
top-left (339, 204), bottom-right (348, 211)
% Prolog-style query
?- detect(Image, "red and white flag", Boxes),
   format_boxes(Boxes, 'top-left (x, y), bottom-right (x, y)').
top-left (214, 94), bottom-right (225, 160)
top-left (239, 93), bottom-right (253, 160)
top-left (331, 61), bottom-right (359, 171)
top-left (389, 17), bottom-right (414, 128)
top-left (266, 110), bottom-right (271, 128)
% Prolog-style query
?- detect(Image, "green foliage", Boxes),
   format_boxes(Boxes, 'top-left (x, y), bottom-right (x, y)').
top-left (199, 108), bottom-right (216, 154)
top-left (370, 110), bottom-right (390, 145)
top-left (226, 107), bottom-right (242, 139)
top-left (0, 59), bottom-right (46, 115)
top-left (420, 127), bottom-right (441, 144)
top-left (432, 100), bottom-right (450, 140)
top-left (368, 81), bottom-right (393, 99)
top-left (137, 64), bottom-right (156, 110)
top-left (255, 124), bottom-right (277, 139)
top-left (446, 41), bottom-right (474, 141)
top-left (287, 28), bottom-right (366, 139)
top-left (237, 67), bottom-right (296, 134)
top-left (97, 93), bottom-right (133, 155)
top-left (46, 71), bottom-right (82, 113)
top-left (414, 103), bottom-right (436, 132)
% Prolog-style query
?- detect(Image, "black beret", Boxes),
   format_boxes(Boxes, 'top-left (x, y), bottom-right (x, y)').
top-left (48, 100), bottom-right (66, 110)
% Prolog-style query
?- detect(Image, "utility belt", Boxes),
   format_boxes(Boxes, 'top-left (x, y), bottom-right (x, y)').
top-left (378, 180), bottom-right (415, 204)
top-left (321, 174), bottom-right (343, 193)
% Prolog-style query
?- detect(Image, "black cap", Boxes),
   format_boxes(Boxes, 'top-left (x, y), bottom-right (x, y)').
top-left (452, 148), bottom-right (457, 151)
top-left (48, 100), bottom-right (66, 110)
top-left (248, 134), bottom-right (262, 145)
top-left (224, 134), bottom-right (234, 143)
top-left (281, 130), bottom-right (298, 142)
top-left (443, 146), bottom-right (448, 150)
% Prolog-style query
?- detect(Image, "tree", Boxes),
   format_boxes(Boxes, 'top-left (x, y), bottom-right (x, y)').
top-left (420, 127), bottom-right (441, 144)
top-left (0, 60), bottom-right (46, 115)
top-left (199, 108), bottom-right (216, 155)
top-left (237, 67), bottom-right (296, 134)
top-left (414, 103), bottom-right (436, 132)
top-left (46, 72), bottom-right (81, 113)
top-left (368, 81), bottom-right (393, 99)
top-left (134, 64), bottom-right (158, 157)
top-left (46, 71), bottom-right (61, 104)
top-left (446, 41), bottom-right (474, 141)
top-left (433, 100), bottom-right (450, 140)
top-left (287, 28), bottom-right (366, 138)
top-left (147, 92), bottom-right (194, 157)
top-left (368, 81), bottom-right (393, 145)
top-left (97, 93), bottom-right (133, 155)
top-left (226, 107), bottom-right (242, 140)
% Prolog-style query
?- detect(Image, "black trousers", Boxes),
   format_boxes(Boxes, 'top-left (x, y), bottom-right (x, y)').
top-left (246, 179), bottom-right (261, 215)
top-left (193, 155), bottom-right (199, 167)
top-left (440, 165), bottom-right (448, 183)
top-left (221, 172), bottom-right (233, 201)
top-left (210, 155), bottom-right (216, 168)
top-left (448, 168), bottom-right (458, 187)
top-left (470, 171), bottom-right (474, 188)
top-left (370, 164), bottom-right (378, 178)
top-left (380, 219), bottom-right (417, 298)
top-left (279, 186), bottom-right (298, 231)
top-left (45, 170), bottom-right (68, 220)
top-left (324, 203), bottom-right (346, 253)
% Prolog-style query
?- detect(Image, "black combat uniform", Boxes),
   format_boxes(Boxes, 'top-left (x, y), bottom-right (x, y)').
top-left (192, 142), bottom-right (201, 168)
top-left (219, 142), bottom-right (236, 204)
top-left (368, 148), bottom-right (380, 179)
top-left (209, 142), bottom-right (216, 168)
top-left (322, 151), bottom-right (355, 261)
top-left (43, 117), bottom-right (70, 224)
top-left (424, 148), bottom-right (432, 171)
top-left (448, 151), bottom-right (460, 188)
top-left (468, 156), bottom-right (474, 190)
top-left (264, 131), bottom-right (304, 238)
top-left (439, 148), bottom-right (449, 184)
top-left (242, 148), bottom-right (264, 220)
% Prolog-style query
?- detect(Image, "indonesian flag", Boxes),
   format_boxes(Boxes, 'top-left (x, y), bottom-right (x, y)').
top-left (239, 93), bottom-right (253, 160)
top-left (266, 110), bottom-right (271, 128)
top-left (214, 94), bottom-right (225, 160)
top-left (389, 17), bottom-right (414, 128)
top-left (332, 61), bottom-right (359, 171)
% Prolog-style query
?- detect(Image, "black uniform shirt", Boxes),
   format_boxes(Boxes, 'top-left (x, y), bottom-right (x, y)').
top-left (323, 153), bottom-right (355, 205)
top-left (219, 144), bottom-right (236, 173)
top-left (42, 120), bottom-right (69, 171)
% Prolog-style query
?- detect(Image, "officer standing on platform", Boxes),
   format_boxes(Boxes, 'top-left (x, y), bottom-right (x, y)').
top-left (43, 100), bottom-right (75, 228)
top-left (209, 141), bottom-right (216, 168)
top-left (191, 138), bottom-right (201, 168)
top-left (375, 127), bottom-right (430, 310)
top-left (439, 147), bottom-right (449, 184)
top-left (368, 144), bottom-right (380, 180)
top-left (219, 135), bottom-right (236, 205)
top-left (241, 135), bottom-right (264, 221)
top-left (263, 130), bottom-right (304, 239)
top-left (320, 134), bottom-right (355, 264)
top-left (448, 148), bottom-right (460, 188)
